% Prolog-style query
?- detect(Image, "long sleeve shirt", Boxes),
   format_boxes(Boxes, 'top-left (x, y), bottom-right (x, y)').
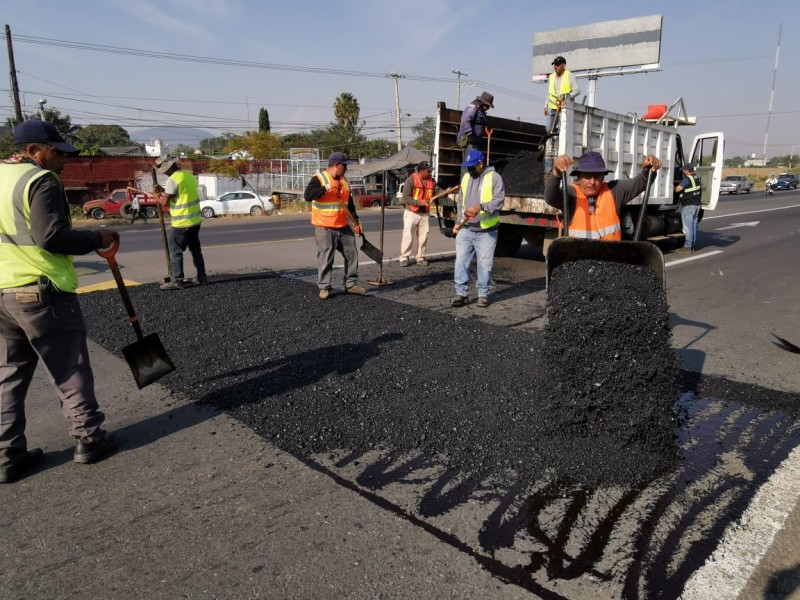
top-left (303, 175), bottom-right (358, 218)
top-left (456, 167), bottom-right (505, 232)
top-left (544, 72), bottom-right (581, 111)
top-left (401, 174), bottom-right (440, 211)
top-left (457, 102), bottom-right (488, 145)
top-left (544, 170), bottom-right (653, 217)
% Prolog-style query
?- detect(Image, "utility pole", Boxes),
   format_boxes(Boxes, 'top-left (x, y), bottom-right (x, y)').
top-left (5, 24), bottom-right (24, 123)
top-left (452, 67), bottom-right (469, 109)
top-left (762, 22), bottom-right (782, 164)
top-left (387, 72), bottom-right (404, 150)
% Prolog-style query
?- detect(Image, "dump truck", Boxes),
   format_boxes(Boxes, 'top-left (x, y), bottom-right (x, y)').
top-left (432, 98), bottom-right (724, 256)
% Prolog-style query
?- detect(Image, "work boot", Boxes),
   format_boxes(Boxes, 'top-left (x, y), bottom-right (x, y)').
top-left (450, 295), bottom-right (467, 307)
top-left (416, 258), bottom-right (428, 266)
top-left (74, 432), bottom-right (119, 465)
top-left (477, 296), bottom-right (490, 308)
top-left (675, 247), bottom-right (691, 255)
top-left (399, 259), bottom-right (409, 267)
top-left (181, 279), bottom-right (200, 287)
top-left (160, 281), bottom-right (182, 291)
top-left (346, 284), bottom-right (367, 295)
top-left (197, 275), bottom-right (208, 285)
top-left (319, 288), bottom-right (330, 300)
top-left (0, 448), bottom-right (45, 484)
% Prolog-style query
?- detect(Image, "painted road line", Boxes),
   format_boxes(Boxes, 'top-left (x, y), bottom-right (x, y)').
top-left (77, 279), bottom-right (141, 293)
top-left (703, 204), bottom-right (800, 220)
top-left (681, 442), bottom-right (800, 599)
top-left (666, 250), bottom-right (724, 266)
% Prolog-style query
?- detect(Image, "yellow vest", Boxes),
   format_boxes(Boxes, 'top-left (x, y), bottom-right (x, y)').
top-left (459, 171), bottom-right (499, 229)
top-left (0, 161), bottom-right (78, 291)
top-left (168, 169), bottom-right (202, 228)
top-left (547, 70), bottom-right (573, 110)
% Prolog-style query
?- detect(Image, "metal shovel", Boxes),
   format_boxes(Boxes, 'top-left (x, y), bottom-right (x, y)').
top-left (96, 239), bottom-right (175, 389)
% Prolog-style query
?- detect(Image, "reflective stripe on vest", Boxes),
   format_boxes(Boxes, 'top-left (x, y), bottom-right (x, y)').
top-left (407, 172), bottom-right (434, 213)
top-left (312, 172), bottom-right (350, 228)
top-left (460, 171), bottom-right (499, 229)
top-left (0, 161), bottom-right (78, 291)
top-left (547, 70), bottom-right (573, 110)
top-left (569, 183), bottom-right (622, 240)
top-left (168, 169), bottom-right (202, 228)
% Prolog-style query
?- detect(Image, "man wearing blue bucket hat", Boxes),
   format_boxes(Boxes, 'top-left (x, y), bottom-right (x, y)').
top-left (450, 149), bottom-right (505, 308)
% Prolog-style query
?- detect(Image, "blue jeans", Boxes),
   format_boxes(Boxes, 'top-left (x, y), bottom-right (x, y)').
top-left (681, 204), bottom-right (701, 249)
top-left (545, 108), bottom-right (558, 134)
top-left (454, 228), bottom-right (498, 298)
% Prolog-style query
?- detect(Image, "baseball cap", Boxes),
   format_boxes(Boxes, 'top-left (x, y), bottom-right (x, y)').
top-left (682, 163), bottom-right (695, 172)
top-left (13, 119), bottom-right (79, 154)
top-left (461, 149), bottom-right (486, 168)
top-left (552, 56), bottom-right (566, 66)
top-left (417, 161), bottom-right (432, 171)
top-left (328, 151), bottom-right (351, 166)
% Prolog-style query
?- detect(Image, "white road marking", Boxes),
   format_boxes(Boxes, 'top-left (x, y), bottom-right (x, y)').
top-left (666, 250), bottom-right (724, 266)
top-left (703, 204), bottom-right (800, 220)
top-left (714, 221), bottom-right (759, 230)
top-left (681, 443), bottom-right (800, 599)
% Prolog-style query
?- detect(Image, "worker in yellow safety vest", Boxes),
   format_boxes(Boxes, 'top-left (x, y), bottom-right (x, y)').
top-left (544, 56), bottom-right (580, 135)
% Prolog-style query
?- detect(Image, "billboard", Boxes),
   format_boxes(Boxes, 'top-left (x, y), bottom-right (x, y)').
top-left (532, 15), bottom-right (662, 81)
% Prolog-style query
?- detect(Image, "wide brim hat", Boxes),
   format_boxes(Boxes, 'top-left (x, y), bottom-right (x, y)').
top-left (570, 151), bottom-right (611, 176)
top-left (475, 91), bottom-right (494, 108)
top-left (156, 157), bottom-right (179, 174)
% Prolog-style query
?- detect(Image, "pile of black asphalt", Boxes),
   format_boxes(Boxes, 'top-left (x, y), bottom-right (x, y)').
top-left (495, 151), bottom-right (546, 197)
top-left (82, 266), bottom-right (799, 489)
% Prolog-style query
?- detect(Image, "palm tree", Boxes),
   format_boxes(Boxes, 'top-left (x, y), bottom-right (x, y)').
top-left (333, 93), bottom-right (360, 130)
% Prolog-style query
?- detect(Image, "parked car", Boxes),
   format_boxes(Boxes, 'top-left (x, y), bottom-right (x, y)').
top-left (773, 173), bottom-right (800, 190)
top-left (719, 175), bottom-right (754, 195)
top-left (349, 185), bottom-right (390, 208)
top-left (200, 191), bottom-right (275, 218)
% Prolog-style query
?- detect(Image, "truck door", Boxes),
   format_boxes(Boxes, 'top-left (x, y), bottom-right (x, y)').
top-left (687, 133), bottom-right (724, 211)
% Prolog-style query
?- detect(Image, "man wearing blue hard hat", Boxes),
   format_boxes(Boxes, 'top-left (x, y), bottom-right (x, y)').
top-left (450, 148), bottom-right (505, 308)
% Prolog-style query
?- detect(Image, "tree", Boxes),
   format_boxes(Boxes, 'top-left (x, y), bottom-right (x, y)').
top-left (333, 93), bottom-right (360, 130)
top-left (410, 116), bottom-right (435, 154)
top-left (173, 144), bottom-right (197, 157)
top-left (258, 107), bottom-right (270, 133)
top-left (73, 124), bottom-right (136, 147)
top-left (199, 133), bottom-right (238, 156)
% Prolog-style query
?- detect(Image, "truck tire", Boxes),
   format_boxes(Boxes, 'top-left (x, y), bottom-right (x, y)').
top-left (494, 225), bottom-right (523, 257)
top-left (90, 207), bottom-right (106, 220)
top-left (120, 201), bottom-right (133, 219)
top-left (144, 207), bottom-right (157, 219)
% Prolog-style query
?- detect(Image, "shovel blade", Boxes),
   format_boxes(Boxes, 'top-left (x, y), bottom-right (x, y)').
top-left (359, 234), bottom-right (383, 264)
top-left (546, 238), bottom-right (665, 290)
top-left (122, 332), bottom-right (176, 389)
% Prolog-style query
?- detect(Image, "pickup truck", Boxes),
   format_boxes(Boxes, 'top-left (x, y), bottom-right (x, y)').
top-left (349, 185), bottom-right (389, 208)
top-left (82, 188), bottom-right (164, 220)
top-left (719, 175), bottom-right (755, 195)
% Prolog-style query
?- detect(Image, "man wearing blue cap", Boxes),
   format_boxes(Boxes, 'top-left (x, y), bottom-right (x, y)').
top-left (0, 120), bottom-right (120, 483)
top-left (450, 149), bottom-right (505, 308)
top-left (674, 163), bottom-right (701, 253)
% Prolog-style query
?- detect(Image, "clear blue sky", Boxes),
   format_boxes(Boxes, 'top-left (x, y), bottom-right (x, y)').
top-left (3, 0), bottom-right (799, 159)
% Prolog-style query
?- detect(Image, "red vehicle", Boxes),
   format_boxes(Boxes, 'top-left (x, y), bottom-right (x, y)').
top-left (349, 185), bottom-right (390, 208)
top-left (82, 188), bottom-right (164, 220)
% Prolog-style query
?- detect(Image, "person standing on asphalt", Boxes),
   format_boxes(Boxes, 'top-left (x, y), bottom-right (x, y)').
top-left (545, 152), bottom-right (661, 240)
top-left (674, 163), bottom-right (702, 254)
top-left (154, 156), bottom-right (207, 290)
top-left (304, 151), bottom-right (367, 299)
top-left (399, 161), bottom-right (441, 267)
top-left (451, 149), bottom-right (505, 308)
top-left (544, 56), bottom-right (580, 135)
top-left (0, 119), bottom-right (120, 484)
top-left (457, 91), bottom-right (494, 161)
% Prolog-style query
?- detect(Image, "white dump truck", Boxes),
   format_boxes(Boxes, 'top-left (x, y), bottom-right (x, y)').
top-left (432, 98), bottom-right (724, 256)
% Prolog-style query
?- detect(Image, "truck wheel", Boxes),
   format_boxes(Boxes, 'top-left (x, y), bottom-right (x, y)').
top-left (91, 207), bottom-right (106, 220)
top-left (144, 207), bottom-right (157, 219)
top-left (494, 225), bottom-right (523, 257)
top-left (120, 201), bottom-right (133, 218)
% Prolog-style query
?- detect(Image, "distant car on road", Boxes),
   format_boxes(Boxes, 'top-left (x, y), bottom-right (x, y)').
top-left (773, 173), bottom-right (800, 190)
top-left (719, 175), bottom-right (755, 195)
top-left (200, 191), bottom-right (275, 218)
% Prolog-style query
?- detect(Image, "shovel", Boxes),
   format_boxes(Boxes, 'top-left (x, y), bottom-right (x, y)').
top-left (151, 168), bottom-right (172, 284)
top-left (338, 197), bottom-right (383, 264)
top-left (546, 172), bottom-right (665, 289)
top-left (96, 239), bottom-right (176, 389)
top-left (536, 103), bottom-right (562, 162)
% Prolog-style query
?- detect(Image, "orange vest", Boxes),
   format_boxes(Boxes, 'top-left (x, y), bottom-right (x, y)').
top-left (311, 171), bottom-right (350, 229)
top-left (569, 183), bottom-right (622, 240)
top-left (407, 173), bottom-right (434, 213)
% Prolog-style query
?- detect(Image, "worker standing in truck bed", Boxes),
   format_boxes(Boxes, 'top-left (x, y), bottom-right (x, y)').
top-left (545, 152), bottom-right (661, 240)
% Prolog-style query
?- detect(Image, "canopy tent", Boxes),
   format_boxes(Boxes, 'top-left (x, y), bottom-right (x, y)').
top-left (348, 146), bottom-right (430, 179)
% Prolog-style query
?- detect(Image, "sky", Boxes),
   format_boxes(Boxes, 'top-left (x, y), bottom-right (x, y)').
top-left (2, 0), bottom-right (799, 159)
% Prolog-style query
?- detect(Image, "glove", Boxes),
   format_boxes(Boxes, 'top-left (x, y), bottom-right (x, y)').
top-left (353, 223), bottom-right (362, 235)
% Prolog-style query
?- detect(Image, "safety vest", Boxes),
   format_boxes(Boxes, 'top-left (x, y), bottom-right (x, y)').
top-left (459, 171), bottom-right (499, 230)
top-left (569, 183), bottom-right (622, 240)
top-left (0, 161), bottom-right (79, 291)
top-left (681, 174), bottom-right (702, 205)
top-left (547, 70), bottom-right (573, 110)
top-left (312, 171), bottom-right (350, 228)
top-left (168, 169), bottom-right (201, 228)
top-left (407, 173), bottom-right (434, 213)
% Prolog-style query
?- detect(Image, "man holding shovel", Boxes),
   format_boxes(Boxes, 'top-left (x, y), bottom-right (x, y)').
top-left (304, 152), bottom-right (367, 299)
top-left (544, 56), bottom-right (580, 136)
top-left (0, 120), bottom-right (119, 483)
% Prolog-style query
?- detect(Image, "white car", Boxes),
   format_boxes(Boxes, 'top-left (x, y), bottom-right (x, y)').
top-left (200, 191), bottom-right (275, 218)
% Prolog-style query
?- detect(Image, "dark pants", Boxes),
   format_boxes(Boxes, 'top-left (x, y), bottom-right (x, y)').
top-left (169, 224), bottom-right (206, 282)
top-left (0, 289), bottom-right (105, 466)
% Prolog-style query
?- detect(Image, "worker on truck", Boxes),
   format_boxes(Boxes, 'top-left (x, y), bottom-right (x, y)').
top-left (545, 152), bottom-right (661, 239)
top-left (544, 56), bottom-right (580, 135)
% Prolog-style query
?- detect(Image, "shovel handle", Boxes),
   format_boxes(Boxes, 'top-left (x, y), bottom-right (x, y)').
top-left (633, 172), bottom-right (654, 242)
top-left (96, 240), bottom-right (145, 341)
top-left (95, 236), bottom-right (120, 261)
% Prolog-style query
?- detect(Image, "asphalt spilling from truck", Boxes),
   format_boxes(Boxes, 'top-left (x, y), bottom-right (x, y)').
top-left (81, 269), bottom-right (800, 597)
